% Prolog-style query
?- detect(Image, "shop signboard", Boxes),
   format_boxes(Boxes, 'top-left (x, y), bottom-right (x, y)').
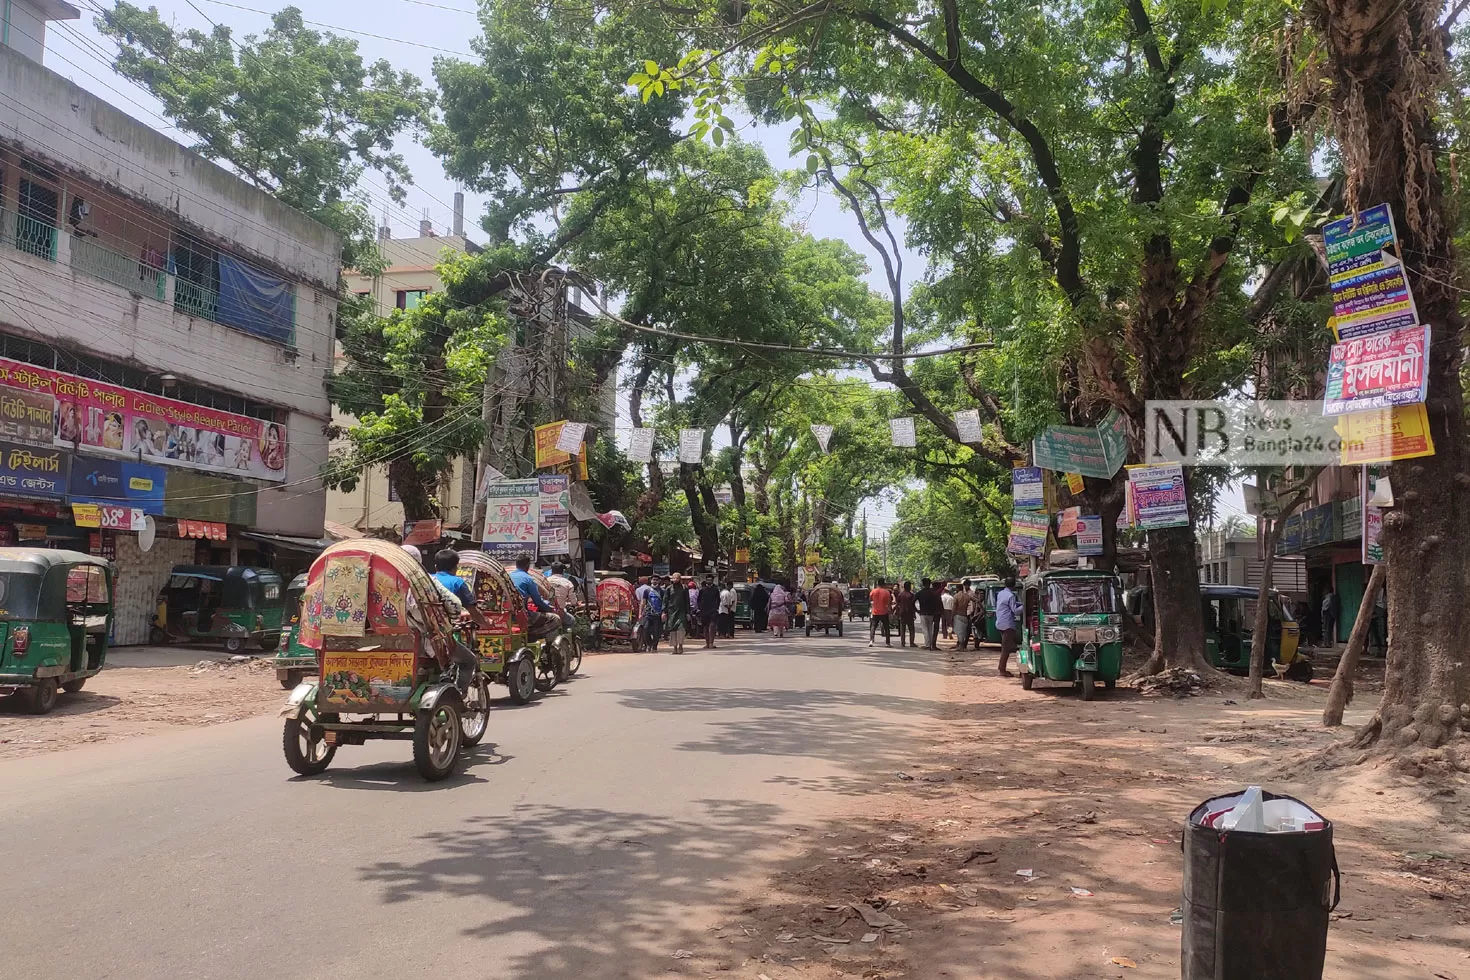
top-left (72, 503), bottom-right (147, 532)
top-left (1322, 324), bottom-right (1430, 416)
top-left (482, 479), bottom-right (539, 561)
top-left (0, 442), bottom-right (69, 499)
top-left (68, 456), bottom-right (166, 513)
top-left (1323, 204), bottom-right (1419, 339)
top-left (0, 355), bottom-right (286, 482)
top-left (1339, 496), bottom-right (1363, 542)
top-left (0, 389), bottom-right (54, 445)
top-left (163, 470), bottom-right (255, 525)
top-left (1280, 502), bottom-right (1338, 553)
top-left (1126, 462), bottom-right (1190, 530)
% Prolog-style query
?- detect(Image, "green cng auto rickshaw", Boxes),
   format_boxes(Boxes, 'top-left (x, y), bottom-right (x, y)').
top-left (153, 565), bottom-right (286, 653)
top-left (272, 573), bottom-right (316, 689)
top-left (1019, 569), bottom-right (1124, 700)
top-left (1201, 585), bottom-right (1309, 679)
top-left (962, 576), bottom-right (1002, 643)
top-left (0, 550), bottom-right (114, 714)
top-left (848, 587), bottom-right (871, 621)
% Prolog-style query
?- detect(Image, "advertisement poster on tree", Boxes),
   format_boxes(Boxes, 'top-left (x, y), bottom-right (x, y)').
top-left (1336, 404), bottom-right (1436, 464)
top-left (1012, 466), bottom-right (1045, 510)
top-left (534, 421), bottom-right (582, 468)
top-left (1007, 511), bottom-right (1050, 556)
top-left (1323, 204), bottom-right (1419, 339)
top-left (538, 474), bottom-right (569, 519)
top-left (1057, 506), bottom-right (1080, 538)
top-left (1126, 462), bottom-right (1190, 530)
top-left (1075, 516), bottom-right (1104, 556)
top-left (1322, 324), bottom-right (1430, 416)
top-left (482, 479), bottom-right (539, 561)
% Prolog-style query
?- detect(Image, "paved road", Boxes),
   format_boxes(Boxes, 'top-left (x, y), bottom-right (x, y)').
top-left (0, 630), bottom-right (945, 980)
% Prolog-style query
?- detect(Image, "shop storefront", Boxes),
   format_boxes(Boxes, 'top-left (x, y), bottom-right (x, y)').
top-left (1277, 496), bottom-right (1369, 645)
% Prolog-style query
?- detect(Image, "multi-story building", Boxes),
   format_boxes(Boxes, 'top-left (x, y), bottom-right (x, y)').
top-left (0, 8), bottom-right (339, 642)
top-left (1199, 527), bottom-right (1306, 596)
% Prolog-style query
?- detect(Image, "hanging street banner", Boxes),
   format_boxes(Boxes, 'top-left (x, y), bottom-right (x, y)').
top-left (534, 421), bottom-right (579, 468)
top-left (1323, 204), bottom-right (1419, 340)
top-left (734, 547), bottom-right (750, 564)
top-left (678, 428), bottom-right (705, 464)
top-left (1064, 472), bottom-right (1085, 495)
top-left (628, 427), bottom-right (655, 462)
top-left (538, 474), bottom-right (569, 519)
top-left (954, 408), bottom-right (984, 444)
top-left (1127, 462), bottom-right (1190, 530)
top-left (811, 423), bottom-right (834, 453)
top-left (1031, 408), bottom-right (1129, 479)
top-left (1007, 511), bottom-right (1050, 556)
top-left (1322, 324), bottom-right (1430, 416)
top-left (1056, 506), bottom-right (1080, 538)
top-left (1012, 465), bottom-right (1046, 510)
top-left (482, 479), bottom-right (539, 561)
top-left (1076, 515), bottom-right (1104, 556)
top-left (890, 417), bottom-right (917, 447)
top-left (555, 421), bottom-right (588, 455)
top-left (1336, 404), bottom-right (1435, 464)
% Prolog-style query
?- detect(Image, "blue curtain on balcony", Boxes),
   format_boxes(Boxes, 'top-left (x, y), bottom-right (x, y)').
top-left (217, 254), bottom-right (294, 343)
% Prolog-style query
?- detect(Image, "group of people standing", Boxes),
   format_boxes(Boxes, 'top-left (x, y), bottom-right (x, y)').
top-left (632, 575), bottom-right (804, 654)
top-left (863, 576), bottom-right (1024, 677)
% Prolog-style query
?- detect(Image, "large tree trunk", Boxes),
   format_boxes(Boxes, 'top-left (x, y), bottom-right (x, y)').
top-left (681, 463), bottom-right (721, 567)
top-left (1317, 0), bottom-right (1470, 765)
top-left (628, 360), bottom-right (664, 521)
top-left (388, 457), bottom-right (442, 524)
top-left (1324, 561), bottom-right (1386, 727)
top-left (1083, 473), bottom-right (1126, 573)
top-left (1142, 522), bottom-right (1211, 674)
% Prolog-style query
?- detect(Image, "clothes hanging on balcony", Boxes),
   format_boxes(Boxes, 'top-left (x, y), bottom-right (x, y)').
top-left (217, 254), bottom-right (294, 343)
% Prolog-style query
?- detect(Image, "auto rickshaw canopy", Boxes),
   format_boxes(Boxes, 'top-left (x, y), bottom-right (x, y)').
top-left (0, 548), bottom-right (112, 620)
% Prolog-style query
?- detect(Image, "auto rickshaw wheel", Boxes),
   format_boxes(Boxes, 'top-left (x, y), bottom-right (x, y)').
top-left (461, 675), bottom-right (491, 747)
top-left (535, 647), bottom-right (562, 692)
top-left (1021, 672), bottom-right (1034, 691)
top-left (258, 635), bottom-right (278, 651)
top-left (23, 678), bottom-right (59, 714)
top-left (279, 669), bottom-right (305, 690)
top-left (224, 637), bottom-right (246, 655)
top-left (62, 677), bottom-right (87, 694)
top-left (282, 707), bottom-right (335, 776)
top-left (1079, 670), bottom-right (1096, 701)
top-left (149, 626), bottom-right (168, 645)
top-left (413, 702), bottom-right (462, 781)
top-left (505, 655), bottom-right (536, 704)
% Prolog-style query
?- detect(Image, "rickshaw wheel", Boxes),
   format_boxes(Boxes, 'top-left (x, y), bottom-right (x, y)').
top-left (1079, 671), bottom-right (1096, 701)
top-left (413, 702), bottom-right (462, 781)
top-left (461, 676), bottom-right (491, 747)
top-left (1021, 672), bottom-right (1034, 691)
top-left (23, 678), bottom-right (59, 715)
top-left (505, 656), bottom-right (536, 704)
top-left (224, 637), bottom-right (246, 655)
top-left (279, 670), bottom-right (304, 690)
top-left (62, 678), bottom-right (87, 694)
top-left (561, 635), bottom-right (583, 679)
top-left (535, 647), bottom-right (562, 692)
top-left (837, 622), bottom-right (844, 637)
top-left (282, 708), bottom-right (335, 776)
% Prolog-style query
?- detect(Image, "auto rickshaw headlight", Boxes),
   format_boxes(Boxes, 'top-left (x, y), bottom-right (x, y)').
top-left (1097, 626), bottom-right (1121, 643)
top-left (1043, 626), bottom-right (1074, 644)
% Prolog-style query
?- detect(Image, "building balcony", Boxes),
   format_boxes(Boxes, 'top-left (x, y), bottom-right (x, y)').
top-left (69, 233), bottom-right (166, 302)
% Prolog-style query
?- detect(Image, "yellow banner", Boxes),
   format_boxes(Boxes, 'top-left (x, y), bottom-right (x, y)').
top-left (534, 421), bottom-right (572, 468)
top-left (1338, 404), bottom-right (1436, 464)
top-left (1065, 472), bottom-right (1084, 495)
top-left (734, 548), bottom-right (750, 563)
top-left (71, 503), bottom-right (102, 528)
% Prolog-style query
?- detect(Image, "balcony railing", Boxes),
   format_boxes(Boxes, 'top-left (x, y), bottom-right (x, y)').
top-left (69, 235), bottom-right (166, 301)
top-left (0, 208), bottom-right (58, 262)
top-left (174, 277), bottom-right (219, 321)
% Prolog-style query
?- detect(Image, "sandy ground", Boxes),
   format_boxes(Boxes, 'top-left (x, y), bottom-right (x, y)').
top-left (0, 653), bottom-right (284, 759)
top-left (693, 644), bottom-right (1470, 980)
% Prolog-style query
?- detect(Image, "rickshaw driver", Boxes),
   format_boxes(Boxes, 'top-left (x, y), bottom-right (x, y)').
top-left (510, 554), bottom-right (562, 637)
top-left (402, 545), bottom-right (483, 693)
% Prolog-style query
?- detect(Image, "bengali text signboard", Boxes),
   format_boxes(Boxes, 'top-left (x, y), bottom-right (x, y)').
top-left (1337, 404), bottom-right (1435, 464)
top-left (482, 480), bottom-right (539, 561)
top-left (1007, 511), bottom-right (1050, 556)
top-left (1126, 462), bottom-right (1189, 530)
top-left (1012, 466), bottom-right (1046, 509)
top-left (1323, 204), bottom-right (1419, 340)
top-left (1322, 324), bottom-right (1430, 416)
top-left (1075, 515), bottom-right (1104, 556)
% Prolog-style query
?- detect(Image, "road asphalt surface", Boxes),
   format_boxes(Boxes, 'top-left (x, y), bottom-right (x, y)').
top-left (0, 629), bottom-right (944, 980)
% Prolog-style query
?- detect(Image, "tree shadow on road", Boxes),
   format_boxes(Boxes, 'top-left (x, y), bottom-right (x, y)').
top-left (359, 799), bottom-right (793, 978)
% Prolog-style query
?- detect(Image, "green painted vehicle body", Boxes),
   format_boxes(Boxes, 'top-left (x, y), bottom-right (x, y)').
top-left (0, 549), bottom-right (114, 698)
top-left (1019, 571), bottom-right (1125, 690)
top-left (273, 574), bottom-right (317, 676)
top-left (157, 565), bottom-right (286, 647)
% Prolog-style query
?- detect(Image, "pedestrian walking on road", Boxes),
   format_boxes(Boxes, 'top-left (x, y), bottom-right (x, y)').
top-left (896, 581), bottom-right (917, 647)
top-left (952, 582), bottom-right (973, 651)
top-left (917, 578), bottom-right (944, 650)
top-left (995, 576), bottom-right (1022, 677)
top-left (940, 585), bottom-right (955, 639)
top-left (718, 580), bottom-right (737, 638)
top-left (751, 581), bottom-right (770, 633)
top-left (699, 576), bottom-right (721, 648)
top-left (768, 581), bottom-right (792, 637)
top-left (868, 579), bottom-right (894, 646)
top-left (666, 573), bottom-right (690, 654)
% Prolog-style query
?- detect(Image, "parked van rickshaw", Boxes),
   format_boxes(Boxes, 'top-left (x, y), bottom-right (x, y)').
top-left (153, 565), bottom-right (286, 653)
top-left (1201, 585), bottom-right (1309, 679)
top-left (1019, 569), bottom-right (1124, 700)
top-left (278, 539), bottom-right (490, 781)
top-left (272, 573), bottom-right (317, 689)
top-left (456, 551), bottom-right (571, 700)
top-left (0, 550), bottom-right (114, 714)
top-left (594, 576), bottom-right (640, 650)
top-left (805, 580), bottom-right (846, 636)
top-left (848, 586), bottom-right (871, 621)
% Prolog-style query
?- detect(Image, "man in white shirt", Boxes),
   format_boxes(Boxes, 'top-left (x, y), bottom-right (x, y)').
top-left (940, 585), bottom-right (956, 639)
top-left (718, 581), bottom-right (737, 638)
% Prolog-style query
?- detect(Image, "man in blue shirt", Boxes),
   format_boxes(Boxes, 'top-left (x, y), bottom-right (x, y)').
top-left (510, 554), bottom-right (559, 633)
top-left (433, 549), bottom-right (477, 608)
top-left (995, 576), bottom-right (1023, 678)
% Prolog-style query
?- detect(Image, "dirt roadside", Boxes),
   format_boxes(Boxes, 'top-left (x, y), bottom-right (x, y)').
top-left (692, 649), bottom-right (1470, 980)
top-left (0, 656), bottom-right (283, 760)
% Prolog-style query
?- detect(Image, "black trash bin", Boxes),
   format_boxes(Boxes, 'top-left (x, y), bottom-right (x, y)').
top-left (1182, 790), bottom-right (1340, 980)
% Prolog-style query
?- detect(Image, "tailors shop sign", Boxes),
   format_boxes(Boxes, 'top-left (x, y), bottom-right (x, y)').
top-left (0, 356), bottom-right (287, 482)
top-left (0, 442), bottom-right (69, 499)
